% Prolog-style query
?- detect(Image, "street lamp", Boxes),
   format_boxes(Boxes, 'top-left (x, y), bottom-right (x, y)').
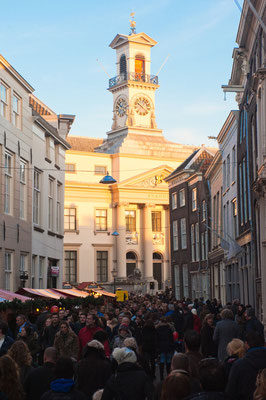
top-left (111, 268), bottom-right (118, 294)
top-left (99, 172), bottom-right (117, 184)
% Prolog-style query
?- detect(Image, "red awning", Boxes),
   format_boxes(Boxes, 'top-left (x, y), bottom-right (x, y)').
top-left (53, 288), bottom-right (90, 298)
top-left (16, 288), bottom-right (66, 299)
top-left (0, 289), bottom-right (31, 302)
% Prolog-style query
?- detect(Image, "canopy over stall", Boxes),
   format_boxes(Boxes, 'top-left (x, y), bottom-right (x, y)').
top-left (53, 288), bottom-right (91, 298)
top-left (16, 288), bottom-right (66, 300)
top-left (0, 289), bottom-right (31, 302)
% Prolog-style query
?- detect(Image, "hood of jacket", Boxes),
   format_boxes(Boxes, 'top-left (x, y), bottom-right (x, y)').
top-left (50, 378), bottom-right (75, 393)
top-left (245, 348), bottom-right (266, 370)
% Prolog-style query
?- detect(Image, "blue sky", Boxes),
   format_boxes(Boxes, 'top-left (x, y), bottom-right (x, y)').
top-left (0, 0), bottom-right (243, 146)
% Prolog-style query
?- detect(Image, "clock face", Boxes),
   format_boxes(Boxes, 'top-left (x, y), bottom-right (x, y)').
top-left (134, 96), bottom-right (151, 116)
top-left (115, 97), bottom-right (127, 117)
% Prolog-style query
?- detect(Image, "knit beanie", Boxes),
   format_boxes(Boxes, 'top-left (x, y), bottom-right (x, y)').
top-left (87, 340), bottom-right (104, 351)
top-left (112, 347), bottom-right (137, 365)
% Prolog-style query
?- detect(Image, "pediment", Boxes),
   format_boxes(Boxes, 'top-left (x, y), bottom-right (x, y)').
top-left (109, 32), bottom-right (157, 49)
top-left (118, 165), bottom-right (173, 188)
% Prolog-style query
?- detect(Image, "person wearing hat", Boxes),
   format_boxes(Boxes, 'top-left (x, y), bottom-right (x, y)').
top-left (101, 347), bottom-right (153, 400)
top-left (112, 324), bottom-right (132, 350)
top-left (191, 309), bottom-right (202, 334)
top-left (244, 308), bottom-right (264, 336)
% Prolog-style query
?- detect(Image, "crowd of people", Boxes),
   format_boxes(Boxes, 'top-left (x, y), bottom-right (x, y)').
top-left (0, 292), bottom-right (265, 400)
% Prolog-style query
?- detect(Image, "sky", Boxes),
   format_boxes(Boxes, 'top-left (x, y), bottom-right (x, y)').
top-left (0, 0), bottom-right (244, 147)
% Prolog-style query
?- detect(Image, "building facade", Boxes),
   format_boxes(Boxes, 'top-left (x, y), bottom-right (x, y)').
top-left (0, 54), bottom-right (74, 291)
top-left (217, 111), bottom-right (240, 303)
top-left (64, 30), bottom-right (200, 292)
top-left (165, 147), bottom-right (215, 300)
top-left (223, 0), bottom-right (265, 316)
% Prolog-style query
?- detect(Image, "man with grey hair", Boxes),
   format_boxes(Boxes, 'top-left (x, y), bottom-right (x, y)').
top-left (213, 309), bottom-right (239, 361)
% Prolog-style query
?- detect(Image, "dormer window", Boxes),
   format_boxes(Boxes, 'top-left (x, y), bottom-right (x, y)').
top-left (119, 54), bottom-right (127, 79)
top-left (135, 55), bottom-right (145, 81)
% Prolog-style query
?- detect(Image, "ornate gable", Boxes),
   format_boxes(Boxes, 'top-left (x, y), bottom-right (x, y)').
top-left (118, 165), bottom-right (173, 188)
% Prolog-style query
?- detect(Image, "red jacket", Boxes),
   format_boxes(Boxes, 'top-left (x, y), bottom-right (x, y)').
top-left (78, 326), bottom-right (110, 357)
top-left (193, 314), bottom-right (202, 333)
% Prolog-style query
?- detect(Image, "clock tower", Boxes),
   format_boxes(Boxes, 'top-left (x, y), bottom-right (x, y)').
top-left (107, 24), bottom-right (162, 139)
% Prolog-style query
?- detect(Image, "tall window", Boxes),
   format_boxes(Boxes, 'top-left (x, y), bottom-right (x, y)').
top-left (39, 257), bottom-right (44, 289)
top-left (239, 163), bottom-right (243, 225)
top-left (0, 82), bottom-right (8, 117)
top-left (4, 252), bottom-right (12, 291)
top-left (191, 224), bottom-right (195, 261)
top-left (19, 160), bottom-right (26, 219)
top-left (48, 178), bottom-right (54, 230)
top-left (172, 192), bottom-right (177, 210)
top-left (243, 159), bottom-right (247, 223)
top-left (232, 146), bottom-right (236, 181)
top-left (152, 211), bottom-right (161, 232)
top-left (12, 93), bottom-right (20, 128)
top-left (205, 230), bottom-right (208, 260)
top-left (201, 232), bottom-right (205, 260)
top-left (125, 210), bottom-right (136, 232)
top-left (120, 54), bottom-right (127, 77)
top-left (65, 251), bottom-right (77, 283)
top-left (64, 208), bottom-right (76, 231)
top-left (179, 189), bottom-right (185, 207)
top-left (96, 209), bottom-right (107, 231)
top-left (56, 183), bottom-right (61, 233)
top-left (173, 220), bottom-right (178, 251)
top-left (135, 56), bottom-right (145, 80)
top-left (181, 218), bottom-right (187, 249)
top-left (32, 256), bottom-right (36, 288)
top-left (202, 200), bottom-right (206, 221)
top-left (4, 152), bottom-right (12, 214)
top-left (195, 222), bottom-right (199, 261)
top-left (182, 264), bottom-right (189, 298)
top-left (232, 198), bottom-right (238, 238)
top-left (227, 154), bottom-right (230, 188)
top-left (223, 161), bottom-right (226, 191)
top-left (33, 170), bottom-right (41, 225)
top-left (192, 188), bottom-right (197, 211)
top-left (96, 251), bottom-right (108, 282)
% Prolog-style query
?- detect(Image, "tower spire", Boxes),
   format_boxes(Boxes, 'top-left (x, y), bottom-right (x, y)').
top-left (129, 12), bottom-right (136, 35)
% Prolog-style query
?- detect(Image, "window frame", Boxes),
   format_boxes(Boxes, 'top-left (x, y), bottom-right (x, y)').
top-left (173, 220), bottom-right (178, 251)
top-left (125, 210), bottom-right (136, 232)
top-left (19, 159), bottom-right (27, 219)
top-left (95, 209), bottom-right (108, 232)
top-left (0, 81), bottom-right (8, 118)
top-left (65, 163), bottom-right (76, 173)
top-left (12, 92), bottom-right (21, 128)
top-left (4, 252), bottom-right (12, 291)
top-left (64, 208), bottom-right (77, 231)
top-left (4, 152), bottom-right (13, 215)
top-left (65, 250), bottom-right (77, 284)
top-left (192, 188), bottom-right (197, 211)
top-left (181, 218), bottom-right (187, 249)
top-left (48, 178), bottom-right (54, 230)
top-left (152, 211), bottom-right (161, 232)
top-left (172, 192), bottom-right (177, 210)
top-left (33, 169), bottom-right (41, 225)
top-left (96, 250), bottom-right (108, 282)
top-left (179, 189), bottom-right (185, 207)
top-left (56, 182), bottom-right (62, 233)
top-left (94, 165), bottom-right (107, 175)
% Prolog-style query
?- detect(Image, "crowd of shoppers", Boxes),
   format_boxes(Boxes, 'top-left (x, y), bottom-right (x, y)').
top-left (0, 292), bottom-right (264, 399)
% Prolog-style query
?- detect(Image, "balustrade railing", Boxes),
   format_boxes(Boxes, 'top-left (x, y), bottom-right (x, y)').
top-left (109, 73), bottom-right (158, 88)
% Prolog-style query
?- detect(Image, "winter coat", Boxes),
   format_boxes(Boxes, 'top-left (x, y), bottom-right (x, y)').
top-left (142, 324), bottom-right (157, 354)
top-left (186, 351), bottom-right (203, 378)
top-left (156, 323), bottom-right (175, 354)
top-left (43, 324), bottom-right (60, 349)
top-left (0, 335), bottom-right (14, 356)
top-left (185, 392), bottom-right (229, 400)
top-left (223, 354), bottom-right (239, 380)
top-left (213, 319), bottom-right (239, 361)
top-left (112, 332), bottom-right (132, 350)
top-left (17, 331), bottom-right (40, 362)
top-left (244, 317), bottom-right (264, 336)
top-left (78, 326), bottom-right (103, 353)
top-left (41, 378), bottom-right (87, 400)
top-left (24, 361), bottom-right (55, 400)
top-left (200, 324), bottom-right (217, 358)
top-left (226, 347), bottom-right (266, 400)
top-left (193, 315), bottom-right (202, 333)
top-left (183, 312), bottom-right (194, 332)
top-left (101, 362), bottom-right (153, 400)
top-left (76, 347), bottom-right (112, 400)
top-left (19, 364), bottom-right (35, 387)
top-left (54, 330), bottom-right (79, 360)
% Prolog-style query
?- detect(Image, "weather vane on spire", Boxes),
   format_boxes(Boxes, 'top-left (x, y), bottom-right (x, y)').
top-left (129, 12), bottom-right (136, 35)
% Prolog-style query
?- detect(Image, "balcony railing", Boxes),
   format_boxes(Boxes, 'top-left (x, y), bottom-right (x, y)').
top-left (109, 73), bottom-right (158, 88)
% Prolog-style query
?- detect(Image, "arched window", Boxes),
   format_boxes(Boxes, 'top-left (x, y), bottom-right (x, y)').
top-left (135, 55), bottom-right (145, 81)
top-left (126, 251), bottom-right (137, 277)
top-left (120, 54), bottom-right (127, 79)
top-left (153, 252), bottom-right (162, 260)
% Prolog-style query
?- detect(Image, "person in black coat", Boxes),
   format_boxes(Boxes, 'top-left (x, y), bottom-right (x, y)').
top-left (42, 313), bottom-right (60, 349)
top-left (156, 317), bottom-right (175, 380)
top-left (41, 357), bottom-right (86, 400)
top-left (183, 307), bottom-right (194, 333)
top-left (76, 340), bottom-right (112, 400)
top-left (0, 321), bottom-right (14, 356)
top-left (142, 319), bottom-right (157, 379)
top-left (200, 314), bottom-right (217, 358)
top-left (226, 332), bottom-right (266, 400)
top-left (24, 347), bottom-right (56, 400)
top-left (101, 347), bottom-right (153, 400)
top-left (244, 308), bottom-right (264, 336)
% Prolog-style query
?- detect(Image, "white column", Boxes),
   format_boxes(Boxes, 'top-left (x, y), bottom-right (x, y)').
top-left (116, 203), bottom-right (127, 278)
top-left (143, 204), bottom-right (153, 279)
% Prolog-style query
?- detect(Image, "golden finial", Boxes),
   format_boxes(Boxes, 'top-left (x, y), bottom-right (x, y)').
top-left (129, 12), bottom-right (136, 35)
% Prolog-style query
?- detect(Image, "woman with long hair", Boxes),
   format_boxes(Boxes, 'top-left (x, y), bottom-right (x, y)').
top-left (8, 340), bottom-right (34, 386)
top-left (224, 338), bottom-right (245, 379)
top-left (200, 313), bottom-right (217, 358)
top-left (254, 368), bottom-right (266, 400)
top-left (0, 355), bottom-right (24, 400)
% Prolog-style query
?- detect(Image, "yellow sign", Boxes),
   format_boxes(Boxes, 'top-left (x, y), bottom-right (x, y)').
top-left (116, 290), bottom-right (129, 302)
